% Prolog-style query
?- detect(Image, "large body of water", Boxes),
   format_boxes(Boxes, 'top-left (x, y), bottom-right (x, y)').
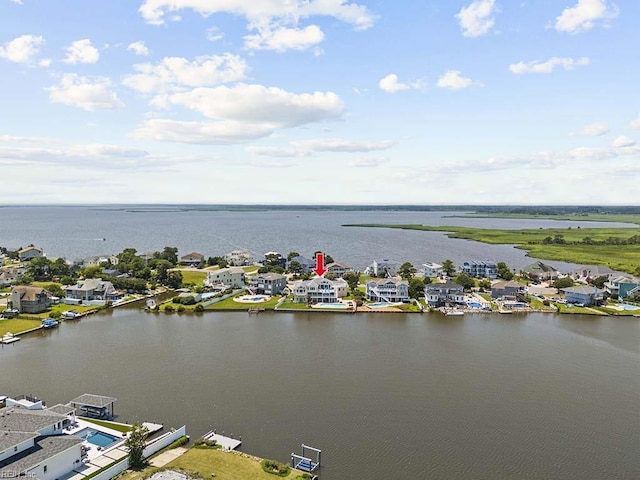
top-left (0, 206), bottom-right (635, 271)
top-left (1, 207), bottom-right (639, 479)
top-left (1, 309), bottom-right (638, 480)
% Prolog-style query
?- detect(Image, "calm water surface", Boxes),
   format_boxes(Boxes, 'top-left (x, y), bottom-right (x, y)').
top-left (0, 206), bottom-right (635, 270)
top-left (1, 309), bottom-right (638, 480)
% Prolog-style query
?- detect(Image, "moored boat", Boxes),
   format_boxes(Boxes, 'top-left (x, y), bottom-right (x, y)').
top-left (42, 319), bottom-right (59, 329)
top-left (1, 333), bottom-right (20, 344)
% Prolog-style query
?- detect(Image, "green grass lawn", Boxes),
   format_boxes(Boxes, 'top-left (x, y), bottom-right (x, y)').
top-left (276, 300), bottom-right (313, 310)
top-left (18, 303), bottom-right (98, 320)
top-left (554, 303), bottom-right (603, 315)
top-left (343, 224), bottom-right (640, 274)
top-left (172, 269), bottom-right (208, 286)
top-left (205, 294), bottom-right (282, 311)
top-left (165, 447), bottom-right (305, 480)
top-left (81, 417), bottom-right (132, 433)
top-left (0, 318), bottom-right (42, 336)
top-left (448, 212), bottom-right (640, 225)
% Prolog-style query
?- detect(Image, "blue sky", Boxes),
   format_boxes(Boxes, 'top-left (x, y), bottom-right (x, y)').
top-left (0, 0), bottom-right (638, 204)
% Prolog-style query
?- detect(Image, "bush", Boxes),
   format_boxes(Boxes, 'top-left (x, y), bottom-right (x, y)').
top-left (177, 305), bottom-right (185, 313)
top-left (49, 311), bottom-right (62, 319)
top-left (543, 300), bottom-right (550, 306)
top-left (193, 437), bottom-right (218, 448)
top-left (164, 305), bottom-right (175, 313)
top-left (194, 304), bottom-right (204, 312)
top-left (261, 459), bottom-right (291, 477)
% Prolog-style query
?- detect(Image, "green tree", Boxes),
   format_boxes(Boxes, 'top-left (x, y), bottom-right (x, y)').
top-left (496, 262), bottom-right (514, 280)
top-left (552, 277), bottom-right (574, 289)
top-left (442, 259), bottom-right (456, 277)
top-left (81, 266), bottom-right (103, 279)
top-left (343, 271), bottom-right (360, 290)
top-left (287, 260), bottom-right (303, 275)
top-left (124, 423), bottom-right (149, 469)
top-left (590, 275), bottom-right (609, 289)
top-left (478, 279), bottom-right (492, 291)
top-left (44, 283), bottom-right (65, 298)
top-left (287, 251), bottom-right (300, 260)
top-left (408, 277), bottom-right (425, 299)
top-left (314, 251), bottom-right (334, 264)
top-left (398, 262), bottom-right (417, 280)
top-left (26, 257), bottom-right (52, 281)
top-left (454, 273), bottom-right (475, 291)
top-left (165, 271), bottom-right (183, 289)
top-left (158, 247), bottom-right (178, 265)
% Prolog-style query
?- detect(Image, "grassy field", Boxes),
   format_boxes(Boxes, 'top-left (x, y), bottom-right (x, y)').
top-left (0, 318), bottom-right (42, 336)
top-left (164, 448), bottom-right (305, 480)
top-left (448, 213), bottom-right (640, 225)
top-left (172, 269), bottom-right (208, 286)
top-left (18, 303), bottom-right (98, 320)
top-left (343, 224), bottom-right (640, 274)
top-left (81, 418), bottom-right (132, 433)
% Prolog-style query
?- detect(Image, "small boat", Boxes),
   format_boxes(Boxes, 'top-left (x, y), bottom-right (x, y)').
top-left (42, 319), bottom-right (59, 329)
top-left (1, 333), bottom-right (20, 344)
top-left (248, 308), bottom-right (265, 314)
top-left (146, 299), bottom-right (157, 309)
top-left (61, 310), bottom-right (80, 320)
top-left (444, 308), bottom-right (464, 316)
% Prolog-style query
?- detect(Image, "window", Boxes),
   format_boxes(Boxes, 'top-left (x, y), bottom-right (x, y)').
top-left (44, 465), bottom-right (47, 473)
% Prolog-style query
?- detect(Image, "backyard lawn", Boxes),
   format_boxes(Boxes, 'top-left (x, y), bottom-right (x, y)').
top-left (205, 294), bottom-right (281, 310)
top-left (0, 318), bottom-right (42, 336)
top-left (176, 270), bottom-right (208, 286)
top-left (165, 448), bottom-right (305, 480)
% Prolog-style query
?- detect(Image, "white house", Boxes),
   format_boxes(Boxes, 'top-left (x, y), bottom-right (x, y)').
top-left (64, 278), bottom-right (121, 302)
top-left (224, 250), bottom-right (254, 266)
top-left (0, 404), bottom-right (83, 480)
top-left (364, 259), bottom-right (397, 277)
top-left (18, 245), bottom-right (44, 262)
top-left (366, 278), bottom-right (409, 302)
top-left (326, 262), bottom-right (351, 278)
top-left (422, 262), bottom-right (443, 278)
top-left (425, 281), bottom-right (465, 306)
top-left (205, 267), bottom-right (246, 289)
top-left (293, 277), bottom-right (348, 303)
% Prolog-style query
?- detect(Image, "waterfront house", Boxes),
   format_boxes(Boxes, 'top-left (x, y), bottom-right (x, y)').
top-left (224, 249), bottom-right (254, 266)
top-left (204, 267), bottom-right (246, 289)
top-left (326, 262), bottom-right (352, 278)
top-left (522, 261), bottom-right (558, 281)
top-left (64, 278), bottom-right (121, 302)
top-left (422, 262), bottom-right (444, 278)
top-left (10, 286), bottom-right (52, 313)
top-left (366, 278), bottom-right (409, 302)
top-left (460, 260), bottom-right (498, 279)
top-left (18, 245), bottom-right (44, 262)
top-left (287, 255), bottom-right (316, 274)
top-left (293, 277), bottom-right (348, 303)
top-left (364, 259), bottom-right (398, 277)
top-left (491, 280), bottom-right (526, 299)
top-left (604, 275), bottom-right (640, 299)
top-left (180, 252), bottom-right (204, 267)
top-left (82, 256), bottom-right (109, 268)
top-left (0, 267), bottom-right (22, 287)
top-left (560, 286), bottom-right (604, 306)
top-left (425, 281), bottom-right (465, 307)
top-left (250, 273), bottom-right (287, 295)
top-left (0, 405), bottom-right (82, 480)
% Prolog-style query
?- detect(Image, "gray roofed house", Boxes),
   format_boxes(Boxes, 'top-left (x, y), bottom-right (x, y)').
top-left (0, 435), bottom-right (83, 478)
top-left (0, 407), bottom-right (66, 434)
top-left (250, 273), bottom-right (287, 295)
top-left (560, 286), bottom-right (604, 306)
top-left (10, 286), bottom-right (52, 313)
top-left (491, 280), bottom-right (526, 299)
top-left (46, 404), bottom-right (76, 416)
top-left (64, 278), bottom-right (121, 302)
top-left (522, 261), bottom-right (558, 281)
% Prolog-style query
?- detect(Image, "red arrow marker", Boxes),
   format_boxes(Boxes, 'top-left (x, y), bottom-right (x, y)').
top-left (314, 252), bottom-right (326, 277)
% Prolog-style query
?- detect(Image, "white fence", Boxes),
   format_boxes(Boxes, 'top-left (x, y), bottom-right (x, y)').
top-left (89, 426), bottom-right (187, 480)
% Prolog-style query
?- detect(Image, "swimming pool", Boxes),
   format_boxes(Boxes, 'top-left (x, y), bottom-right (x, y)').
top-left (75, 427), bottom-right (120, 448)
top-left (467, 302), bottom-right (483, 309)
top-left (619, 304), bottom-right (640, 311)
top-left (314, 303), bottom-right (348, 309)
top-left (234, 295), bottom-right (269, 303)
top-left (367, 302), bottom-right (396, 308)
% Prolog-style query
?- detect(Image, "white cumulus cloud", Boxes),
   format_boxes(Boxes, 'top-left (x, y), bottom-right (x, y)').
top-left (0, 34), bottom-right (44, 63)
top-left (436, 70), bottom-right (477, 89)
top-left (456, 0), bottom-right (496, 37)
top-left (48, 74), bottom-right (124, 111)
top-left (122, 54), bottom-right (248, 93)
top-left (244, 25), bottom-right (325, 52)
top-left (572, 122), bottom-right (609, 136)
top-left (554, 0), bottom-right (618, 34)
top-left (247, 138), bottom-right (394, 157)
top-left (509, 56), bottom-right (590, 74)
top-left (206, 27), bottom-right (224, 41)
top-left (378, 74), bottom-right (424, 94)
top-left (612, 136), bottom-right (635, 148)
top-left (132, 119), bottom-right (276, 144)
top-left (63, 39), bottom-right (99, 64)
top-left (629, 114), bottom-right (640, 130)
top-left (348, 156), bottom-right (387, 168)
top-left (127, 41), bottom-right (150, 56)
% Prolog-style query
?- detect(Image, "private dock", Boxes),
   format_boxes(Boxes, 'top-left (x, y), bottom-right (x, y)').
top-left (202, 430), bottom-right (242, 451)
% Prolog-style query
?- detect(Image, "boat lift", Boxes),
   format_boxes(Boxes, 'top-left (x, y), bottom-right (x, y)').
top-left (291, 444), bottom-right (321, 473)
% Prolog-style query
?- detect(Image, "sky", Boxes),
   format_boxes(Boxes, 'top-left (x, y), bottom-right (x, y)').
top-left (0, 0), bottom-right (638, 205)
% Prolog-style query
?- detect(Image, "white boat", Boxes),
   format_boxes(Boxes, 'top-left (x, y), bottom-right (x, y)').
top-left (1, 333), bottom-right (20, 344)
top-left (444, 308), bottom-right (464, 316)
top-left (146, 299), bottom-right (157, 309)
top-left (61, 310), bottom-right (80, 320)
